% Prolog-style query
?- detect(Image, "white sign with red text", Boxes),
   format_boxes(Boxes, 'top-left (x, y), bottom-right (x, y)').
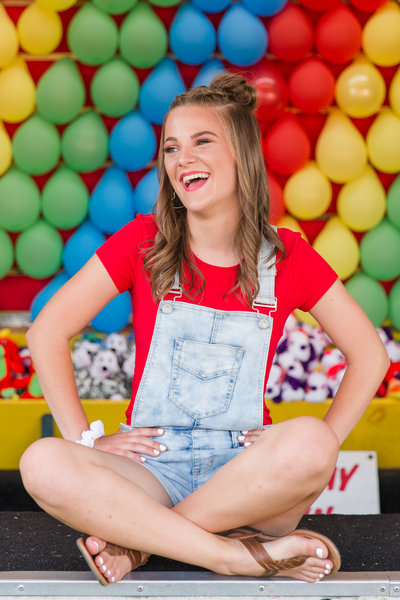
top-left (307, 451), bottom-right (380, 515)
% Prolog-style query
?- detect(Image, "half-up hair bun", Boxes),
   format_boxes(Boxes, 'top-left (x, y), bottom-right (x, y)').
top-left (209, 73), bottom-right (257, 112)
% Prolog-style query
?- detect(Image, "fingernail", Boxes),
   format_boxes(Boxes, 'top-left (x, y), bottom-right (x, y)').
top-left (241, 431), bottom-right (248, 434)
top-left (159, 444), bottom-right (167, 451)
top-left (153, 449), bottom-right (160, 455)
top-left (98, 556), bottom-right (103, 565)
top-left (238, 435), bottom-right (245, 442)
top-left (140, 456), bottom-right (146, 462)
top-left (244, 442), bottom-right (251, 447)
top-left (157, 428), bottom-right (164, 434)
top-left (316, 548), bottom-right (324, 558)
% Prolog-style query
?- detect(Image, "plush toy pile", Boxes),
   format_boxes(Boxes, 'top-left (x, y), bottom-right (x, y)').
top-left (265, 315), bottom-right (400, 403)
top-left (71, 332), bottom-right (135, 400)
top-left (0, 329), bottom-right (42, 399)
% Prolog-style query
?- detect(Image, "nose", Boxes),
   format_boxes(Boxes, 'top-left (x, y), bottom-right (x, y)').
top-left (178, 144), bottom-right (196, 166)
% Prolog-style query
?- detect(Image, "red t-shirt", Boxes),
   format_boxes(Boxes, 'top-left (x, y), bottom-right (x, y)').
top-left (96, 214), bottom-right (338, 426)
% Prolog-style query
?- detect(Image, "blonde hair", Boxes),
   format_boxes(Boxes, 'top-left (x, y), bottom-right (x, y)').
top-left (141, 72), bottom-right (286, 305)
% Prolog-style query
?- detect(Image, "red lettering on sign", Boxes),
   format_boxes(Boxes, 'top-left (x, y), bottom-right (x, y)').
top-left (305, 506), bottom-right (334, 515)
top-left (339, 464), bottom-right (359, 491)
top-left (327, 468), bottom-right (336, 490)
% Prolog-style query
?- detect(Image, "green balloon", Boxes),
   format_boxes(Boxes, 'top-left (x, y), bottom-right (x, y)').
top-left (120, 2), bottom-right (168, 68)
top-left (61, 111), bottom-right (109, 172)
top-left (36, 58), bottom-right (86, 125)
top-left (92, 0), bottom-right (138, 14)
top-left (91, 57), bottom-right (140, 117)
top-left (387, 174), bottom-right (400, 231)
top-left (15, 219), bottom-right (63, 279)
top-left (148, 0), bottom-right (183, 5)
top-left (0, 229), bottom-right (13, 279)
top-left (12, 114), bottom-right (61, 175)
top-left (67, 3), bottom-right (118, 66)
top-left (389, 278), bottom-right (400, 330)
top-left (345, 271), bottom-right (388, 327)
top-left (360, 218), bottom-right (400, 281)
top-left (0, 168), bottom-right (40, 232)
top-left (42, 167), bottom-right (89, 230)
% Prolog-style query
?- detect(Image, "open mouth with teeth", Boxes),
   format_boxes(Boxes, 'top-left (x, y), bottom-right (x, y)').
top-left (181, 172), bottom-right (210, 191)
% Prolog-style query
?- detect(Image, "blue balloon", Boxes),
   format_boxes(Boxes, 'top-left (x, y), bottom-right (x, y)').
top-left (63, 220), bottom-right (105, 277)
top-left (89, 167), bottom-right (135, 234)
top-left (218, 4), bottom-right (268, 67)
top-left (243, 0), bottom-right (287, 16)
top-left (139, 58), bottom-right (185, 125)
top-left (91, 291), bottom-right (131, 333)
top-left (169, 3), bottom-right (217, 65)
top-left (191, 0), bottom-right (231, 13)
top-left (191, 58), bottom-right (225, 88)
top-left (30, 272), bottom-right (70, 321)
top-left (109, 110), bottom-right (156, 171)
top-left (134, 167), bottom-right (159, 215)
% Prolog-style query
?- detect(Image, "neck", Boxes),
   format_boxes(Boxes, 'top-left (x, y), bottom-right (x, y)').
top-left (187, 209), bottom-right (240, 267)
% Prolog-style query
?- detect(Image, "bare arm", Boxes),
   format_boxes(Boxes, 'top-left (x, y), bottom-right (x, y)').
top-left (310, 279), bottom-right (390, 445)
top-left (26, 255), bottom-right (121, 441)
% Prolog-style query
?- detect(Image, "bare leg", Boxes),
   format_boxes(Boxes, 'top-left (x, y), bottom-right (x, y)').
top-left (20, 416), bottom-right (339, 583)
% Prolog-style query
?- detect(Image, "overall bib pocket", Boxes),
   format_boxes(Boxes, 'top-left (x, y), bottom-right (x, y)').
top-left (169, 338), bottom-right (244, 419)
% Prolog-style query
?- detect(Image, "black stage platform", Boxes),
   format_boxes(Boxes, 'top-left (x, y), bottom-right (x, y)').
top-left (1, 470), bottom-right (400, 573)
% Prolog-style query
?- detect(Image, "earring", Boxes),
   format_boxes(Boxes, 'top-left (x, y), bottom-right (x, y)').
top-left (172, 191), bottom-right (184, 209)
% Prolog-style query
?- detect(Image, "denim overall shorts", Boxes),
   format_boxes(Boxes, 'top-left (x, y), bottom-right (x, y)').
top-left (121, 237), bottom-right (277, 505)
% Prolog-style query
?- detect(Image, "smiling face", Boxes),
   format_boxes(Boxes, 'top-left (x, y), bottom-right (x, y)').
top-left (162, 105), bottom-right (239, 221)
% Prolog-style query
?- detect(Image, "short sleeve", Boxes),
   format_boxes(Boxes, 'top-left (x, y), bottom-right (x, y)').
top-left (277, 228), bottom-right (338, 313)
top-left (95, 214), bottom-right (157, 293)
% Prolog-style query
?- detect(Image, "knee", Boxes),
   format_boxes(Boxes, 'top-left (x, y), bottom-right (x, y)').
top-left (20, 437), bottom-right (72, 504)
top-left (271, 417), bottom-right (339, 481)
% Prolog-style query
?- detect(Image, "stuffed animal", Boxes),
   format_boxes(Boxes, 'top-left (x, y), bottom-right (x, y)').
top-left (304, 371), bottom-right (329, 403)
top-left (265, 363), bottom-right (285, 403)
top-left (321, 348), bottom-right (347, 397)
top-left (104, 333), bottom-right (128, 359)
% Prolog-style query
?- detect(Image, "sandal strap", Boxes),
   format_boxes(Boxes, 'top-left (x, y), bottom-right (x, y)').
top-left (127, 548), bottom-right (149, 569)
top-left (240, 538), bottom-right (308, 576)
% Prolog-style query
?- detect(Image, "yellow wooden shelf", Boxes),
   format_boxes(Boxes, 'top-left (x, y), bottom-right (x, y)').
top-left (1, 397), bottom-right (400, 469)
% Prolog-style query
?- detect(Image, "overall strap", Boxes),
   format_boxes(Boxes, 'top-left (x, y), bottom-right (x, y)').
top-left (253, 233), bottom-right (277, 311)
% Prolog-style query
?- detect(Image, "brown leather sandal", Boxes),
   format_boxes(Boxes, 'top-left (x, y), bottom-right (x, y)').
top-left (224, 528), bottom-right (341, 577)
top-left (76, 537), bottom-right (149, 586)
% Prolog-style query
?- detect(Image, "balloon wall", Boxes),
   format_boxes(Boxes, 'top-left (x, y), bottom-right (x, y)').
top-left (0, 0), bottom-right (399, 332)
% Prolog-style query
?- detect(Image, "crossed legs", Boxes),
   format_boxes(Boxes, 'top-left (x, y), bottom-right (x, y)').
top-left (20, 416), bottom-right (339, 583)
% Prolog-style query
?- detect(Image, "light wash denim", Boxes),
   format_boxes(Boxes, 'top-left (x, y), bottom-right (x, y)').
top-left (125, 237), bottom-right (277, 505)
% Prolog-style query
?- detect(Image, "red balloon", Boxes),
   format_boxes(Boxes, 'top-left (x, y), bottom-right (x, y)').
top-left (349, 0), bottom-right (388, 11)
top-left (262, 115), bottom-right (311, 176)
top-left (288, 57), bottom-right (335, 114)
top-left (249, 60), bottom-right (289, 123)
top-left (266, 171), bottom-right (285, 225)
top-left (316, 5), bottom-right (362, 64)
top-left (267, 3), bottom-right (314, 63)
top-left (297, 0), bottom-right (340, 9)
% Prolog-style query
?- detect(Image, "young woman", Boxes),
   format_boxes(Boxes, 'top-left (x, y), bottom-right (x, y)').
top-left (20, 74), bottom-right (389, 585)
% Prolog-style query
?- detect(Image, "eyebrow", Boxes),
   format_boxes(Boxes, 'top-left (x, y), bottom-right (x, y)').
top-left (164, 130), bottom-right (218, 143)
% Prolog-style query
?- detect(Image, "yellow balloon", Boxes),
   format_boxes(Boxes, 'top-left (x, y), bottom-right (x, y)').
top-left (37, 0), bottom-right (78, 10)
top-left (0, 4), bottom-right (19, 68)
top-left (389, 66), bottom-right (400, 117)
top-left (362, 2), bottom-right (400, 67)
top-left (276, 215), bottom-right (308, 241)
top-left (315, 109), bottom-right (367, 184)
top-left (0, 122), bottom-right (12, 175)
top-left (313, 216), bottom-right (360, 281)
top-left (0, 58), bottom-right (36, 123)
top-left (366, 107), bottom-right (400, 173)
top-left (337, 165), bottom-right (386, 232)
top-left (17, 2), bottom-right (62, 55)
top-left (335, 55), bottom-right (386, 118)
top-left (283, 161), bottom-right (332, 220)
top-left (294, 309), bottom-right (318, 327)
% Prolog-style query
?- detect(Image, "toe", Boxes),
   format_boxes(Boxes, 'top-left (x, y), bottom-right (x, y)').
top-left (86, 536), bottom-right (107, 556)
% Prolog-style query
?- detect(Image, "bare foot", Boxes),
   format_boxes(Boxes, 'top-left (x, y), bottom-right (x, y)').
top-left (85, 536), bottom-right (150, 584)
top-left (229, 533), bottom-right (334, 583)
